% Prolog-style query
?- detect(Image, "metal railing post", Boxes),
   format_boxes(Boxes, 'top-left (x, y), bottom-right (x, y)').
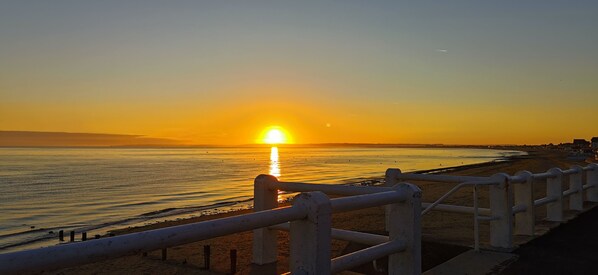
top-left (546, 168), bottom-right (564, 222)
top-left (290, 192), bottom-right (332, 274)
top-left (387, 183), bottom-right (422, 275)
top-left (489, 173), bottom-right (514, 249)
top-left (252, 174), bottom-right (279, 265)
top-left (473, 184), bottom-right (480, 252)
top-left (569, 166), bottom-right (584, 211)
top-left (385, 168), bottom-right (402, 232)
top-left (514, 171), bottom-right (534, 236)
top-left (587, 164), bottom-right (598, 202)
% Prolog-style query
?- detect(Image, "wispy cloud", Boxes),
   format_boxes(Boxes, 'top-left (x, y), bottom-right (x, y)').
top-left (435, 49), bottom-right (448, 53)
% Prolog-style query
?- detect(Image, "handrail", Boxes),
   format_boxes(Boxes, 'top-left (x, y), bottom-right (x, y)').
top-left (421, 180), bottom-right (498, 215)
top-left (534, 196), bottom-right (557, 207)
top-left (421, 202), bottom-right (491, 215)
top-left (389, 163), bottom-right (598, 252)
top-left (395, 173), bottom-right (488, 183)
top-left (0, 205), bottom-right (307, 274)
top-left (531, 171), bottom-right (556, 180)
top-left (2, 185), bottom-right (422, 274)
top-left (331, 240), bottom-right (406, 273)
top-left (512, 204), bottom-right (527, 214)
top-left (274, 181), bottom-right (394, 195)
top-left (270, 223), bottom-right (389, 246)
top-left (331, 190), bottom-right (407, 212)
top-left (257, 176), bottom-right (423, 274)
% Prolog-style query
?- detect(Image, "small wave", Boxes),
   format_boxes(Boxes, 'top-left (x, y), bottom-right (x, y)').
top-left (0, 226), bottom-right (63, 240)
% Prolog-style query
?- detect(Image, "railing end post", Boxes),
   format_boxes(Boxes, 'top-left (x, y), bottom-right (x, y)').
top-left (252, 174), bottom-right (280, 265)
top-left (388, 182), bottom-right (421, 275)
top-left (290, 191), bottom-right (331, 274)
top-left (385, 168), bottom-right (402, 187)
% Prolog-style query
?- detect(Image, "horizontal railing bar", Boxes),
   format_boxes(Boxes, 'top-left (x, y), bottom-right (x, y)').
top-left (421, 202), bottom-right (491, 216)
top-left (532, 172), bottom-right (556, 180)
top-left (421, 180), bottom-right (497, 215)
top-left (534, 196), bottom-right (557, 207)
top-left (270, 223), bottom-right (389, 246)
top-left (477, 215), bottom-right (499, 221)
top-left (331, 190), bottom-right (407, 212)
top-left (563, 189), bottom-right (578, 197)
top-left (274, 181), bottom-right (394, 196)
top-left (561, 169), bottom-right (580, 176)
top-left (395, 173), bottom-right (489, 183)
top-left (509, 175), bottom-right (528, 183)
top-left (0, 206), bottom-right (307, 274)
top-left (331, 240), bottom-right (406, 274)
top-left (512, 204), bottom-right (527, 214)
top-left (583, 166), bottom-right (596, 171)
top-left (583, 184), bottom-right (594, 190)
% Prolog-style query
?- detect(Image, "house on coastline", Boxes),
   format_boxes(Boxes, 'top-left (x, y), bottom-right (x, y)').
top-left (573, 139), bottom-right (590, 149)
top-left (592, 137), bottom-right (598, 151)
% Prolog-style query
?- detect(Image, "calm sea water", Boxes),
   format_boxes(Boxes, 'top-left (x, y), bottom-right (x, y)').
top-left (0, 146), bottom-right (524, 252)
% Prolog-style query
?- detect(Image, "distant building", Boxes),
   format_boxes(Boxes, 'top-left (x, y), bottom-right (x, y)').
top-left (573, 139), bottom-right (590, 149)
top-left (592, 137), bottom-right (598, 150)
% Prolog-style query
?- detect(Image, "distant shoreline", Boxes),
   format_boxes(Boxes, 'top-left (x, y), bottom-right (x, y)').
top-left (0, 129), bottom-right (538, 148)
top-left (0, 144), bottom-right (531, 149)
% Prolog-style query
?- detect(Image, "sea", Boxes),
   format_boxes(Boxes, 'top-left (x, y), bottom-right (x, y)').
top-left (0, 146), bottom-right (525, 252)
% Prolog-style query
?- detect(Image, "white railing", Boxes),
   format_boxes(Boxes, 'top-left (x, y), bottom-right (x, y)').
top-left (386, 163), bottom-right (598, 251)
top-left (0, 177), bottom-right (422, 275)
top-left (1, 162), bottom-right (596, 274)
top-left (252, 174), bottom-right (422, 274)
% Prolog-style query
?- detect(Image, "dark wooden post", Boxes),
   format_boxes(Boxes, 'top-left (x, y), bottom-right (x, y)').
top-left (161, 248), bottom-right (167, 261)
top-left (230, 249), bottom-right (237, 274)
top-left (82, 232), bottom-right (87, 241)
top-left (69, 231), bottom-right (75, 242)
top-left (203, 245), bottom-right (211, 270)
top-left (58, 230), bottom-right (64, 241)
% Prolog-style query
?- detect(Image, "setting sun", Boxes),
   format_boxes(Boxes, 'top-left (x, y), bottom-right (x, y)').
top-left (265, 129), bottom-right (284, 144)
top-left (259, 126), bottom-right (292, 144)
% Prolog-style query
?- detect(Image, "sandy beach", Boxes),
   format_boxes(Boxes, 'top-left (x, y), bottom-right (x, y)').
top-left (45, 148), bottom-right (592, 274)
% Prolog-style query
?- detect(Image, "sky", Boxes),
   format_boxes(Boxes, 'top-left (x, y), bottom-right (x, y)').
top-left (1, 1), bottom-right (597, 145)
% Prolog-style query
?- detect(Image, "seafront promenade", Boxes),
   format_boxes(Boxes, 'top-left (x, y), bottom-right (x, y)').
top-left (1, 149), bottom-right (596, 274)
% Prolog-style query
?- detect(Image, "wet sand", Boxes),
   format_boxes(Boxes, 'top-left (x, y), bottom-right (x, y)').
top-left (48, 148), bottom-right (592, 274)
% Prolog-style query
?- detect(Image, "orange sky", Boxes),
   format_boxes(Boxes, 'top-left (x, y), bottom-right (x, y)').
top-left (1, 2), bottom-right (597, 145)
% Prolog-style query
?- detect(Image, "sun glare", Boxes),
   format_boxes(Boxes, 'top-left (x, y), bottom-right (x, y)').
top-left (265, 129), bottom-right (284, 144)
top-left (259, 126), bottom-right (292, 144)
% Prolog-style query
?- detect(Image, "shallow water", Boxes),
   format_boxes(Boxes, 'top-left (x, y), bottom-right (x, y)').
top-left (0, 146), bottom-right (524, 252)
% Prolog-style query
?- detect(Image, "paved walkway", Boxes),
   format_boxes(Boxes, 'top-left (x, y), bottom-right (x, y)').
top-left (422, 205), bottom-right (598, 275)
top-left (424, 250), bottom-right (517, 275)
top-left (500, 206), bottom-right (598, 275)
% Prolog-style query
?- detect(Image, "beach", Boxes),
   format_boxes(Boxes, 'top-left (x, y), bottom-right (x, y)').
top-left (43, 148), bottom-right (592, 274)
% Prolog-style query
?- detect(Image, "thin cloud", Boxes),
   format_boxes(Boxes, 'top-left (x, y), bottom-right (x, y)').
top-left (435, 49), bottom-right (448, 53)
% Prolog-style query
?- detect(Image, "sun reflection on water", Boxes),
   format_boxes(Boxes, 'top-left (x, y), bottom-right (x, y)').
top-left (269, 146), bottom-right (280, 178)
